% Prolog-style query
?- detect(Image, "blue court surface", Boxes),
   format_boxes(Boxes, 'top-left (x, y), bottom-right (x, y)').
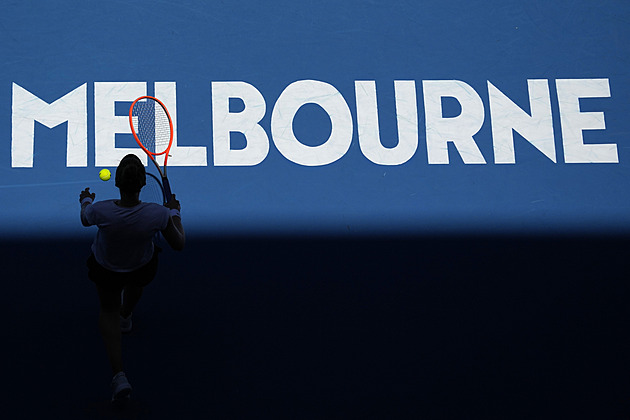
top-left (1, 1), bottom-right (630, 418)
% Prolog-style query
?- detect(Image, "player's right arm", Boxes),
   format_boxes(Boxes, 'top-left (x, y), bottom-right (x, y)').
top-left (79, 187), bottom-right (96, 227)
top-left (162, 194), bottom-right (185, 251)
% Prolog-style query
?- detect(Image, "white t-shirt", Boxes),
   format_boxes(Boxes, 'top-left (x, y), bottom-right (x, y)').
top-left (82, 200), bottom-right (170, 272)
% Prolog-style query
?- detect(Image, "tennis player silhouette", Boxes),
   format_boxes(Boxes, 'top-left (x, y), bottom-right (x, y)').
top-left (79, 154), bottom-right (185, 402)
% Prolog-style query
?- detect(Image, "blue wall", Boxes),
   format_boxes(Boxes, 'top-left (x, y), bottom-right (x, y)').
top-left (2, 0), bottom-right (629, 238)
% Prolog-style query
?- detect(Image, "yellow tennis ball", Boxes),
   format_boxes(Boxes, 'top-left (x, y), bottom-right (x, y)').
top-left (99, 168), bottom-right (111, 181)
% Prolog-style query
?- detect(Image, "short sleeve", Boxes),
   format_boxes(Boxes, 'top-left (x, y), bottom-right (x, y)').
top-left (82, 203), bottom-right (96, 226)
top-left (146, 203), bottom-right (170, 231)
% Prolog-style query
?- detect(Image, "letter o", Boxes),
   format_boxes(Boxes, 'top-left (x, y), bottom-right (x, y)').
top-left (271, 80), bottom-right (353, 166)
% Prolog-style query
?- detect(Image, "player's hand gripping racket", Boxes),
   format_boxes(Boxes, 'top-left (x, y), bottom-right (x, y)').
top-left (129, 96), bottom-right (174, 202)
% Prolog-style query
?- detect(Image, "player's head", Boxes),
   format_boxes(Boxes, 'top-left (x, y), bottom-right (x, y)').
top-left (115, 154), bottom-right (146, 193)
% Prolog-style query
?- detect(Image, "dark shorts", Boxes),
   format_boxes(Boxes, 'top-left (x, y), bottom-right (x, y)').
top-left (87, 247), bottom-right (161, 292)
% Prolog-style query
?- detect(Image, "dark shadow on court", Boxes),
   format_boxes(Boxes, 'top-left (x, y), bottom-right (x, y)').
top-left (1, 234), bottom-right (629, 419)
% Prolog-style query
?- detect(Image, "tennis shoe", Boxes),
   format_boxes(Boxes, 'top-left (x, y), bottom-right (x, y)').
top-left (111, 371), bottom-right (132, 401)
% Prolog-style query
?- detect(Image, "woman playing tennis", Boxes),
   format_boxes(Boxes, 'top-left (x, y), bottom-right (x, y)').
top-left (79, 154), bottom-right (185, 402)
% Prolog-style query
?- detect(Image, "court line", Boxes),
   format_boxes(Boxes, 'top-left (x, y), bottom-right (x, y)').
top-left (0, 180), bottom-right (97, 189)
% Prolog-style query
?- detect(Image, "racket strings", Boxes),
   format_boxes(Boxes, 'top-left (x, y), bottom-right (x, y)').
top-left (140, 173), bottom-right (166, 205)
top-left (131, 100), bottom-right (171, 155)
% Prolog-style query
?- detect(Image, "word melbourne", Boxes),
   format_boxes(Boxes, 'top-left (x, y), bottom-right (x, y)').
top-left (11, 79), bottom-right (617, 168)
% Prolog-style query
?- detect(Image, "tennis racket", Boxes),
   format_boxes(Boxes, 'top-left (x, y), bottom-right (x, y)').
top-left (140, 172), bottom-right (166, 205)
top-left (140, 172), bottom-right (166, 245)
top-left (129, 96), bottom-right (174, 202)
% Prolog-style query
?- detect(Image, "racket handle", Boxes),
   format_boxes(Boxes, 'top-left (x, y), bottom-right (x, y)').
top-left (162, 176), bottom-right (173, 203)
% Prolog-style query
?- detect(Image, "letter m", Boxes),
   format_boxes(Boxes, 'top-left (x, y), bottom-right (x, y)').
top-left (12, 83), bottom-right (87, 167)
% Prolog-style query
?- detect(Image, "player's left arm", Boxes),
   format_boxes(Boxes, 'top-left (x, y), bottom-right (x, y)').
top-left (79, 187), bottom-right (96, 227)
top-left (162, 194), bottom-right (185, 251)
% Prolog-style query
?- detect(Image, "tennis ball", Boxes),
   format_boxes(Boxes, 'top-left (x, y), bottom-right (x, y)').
top-left (99, 168), bottom-right (111, 181)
